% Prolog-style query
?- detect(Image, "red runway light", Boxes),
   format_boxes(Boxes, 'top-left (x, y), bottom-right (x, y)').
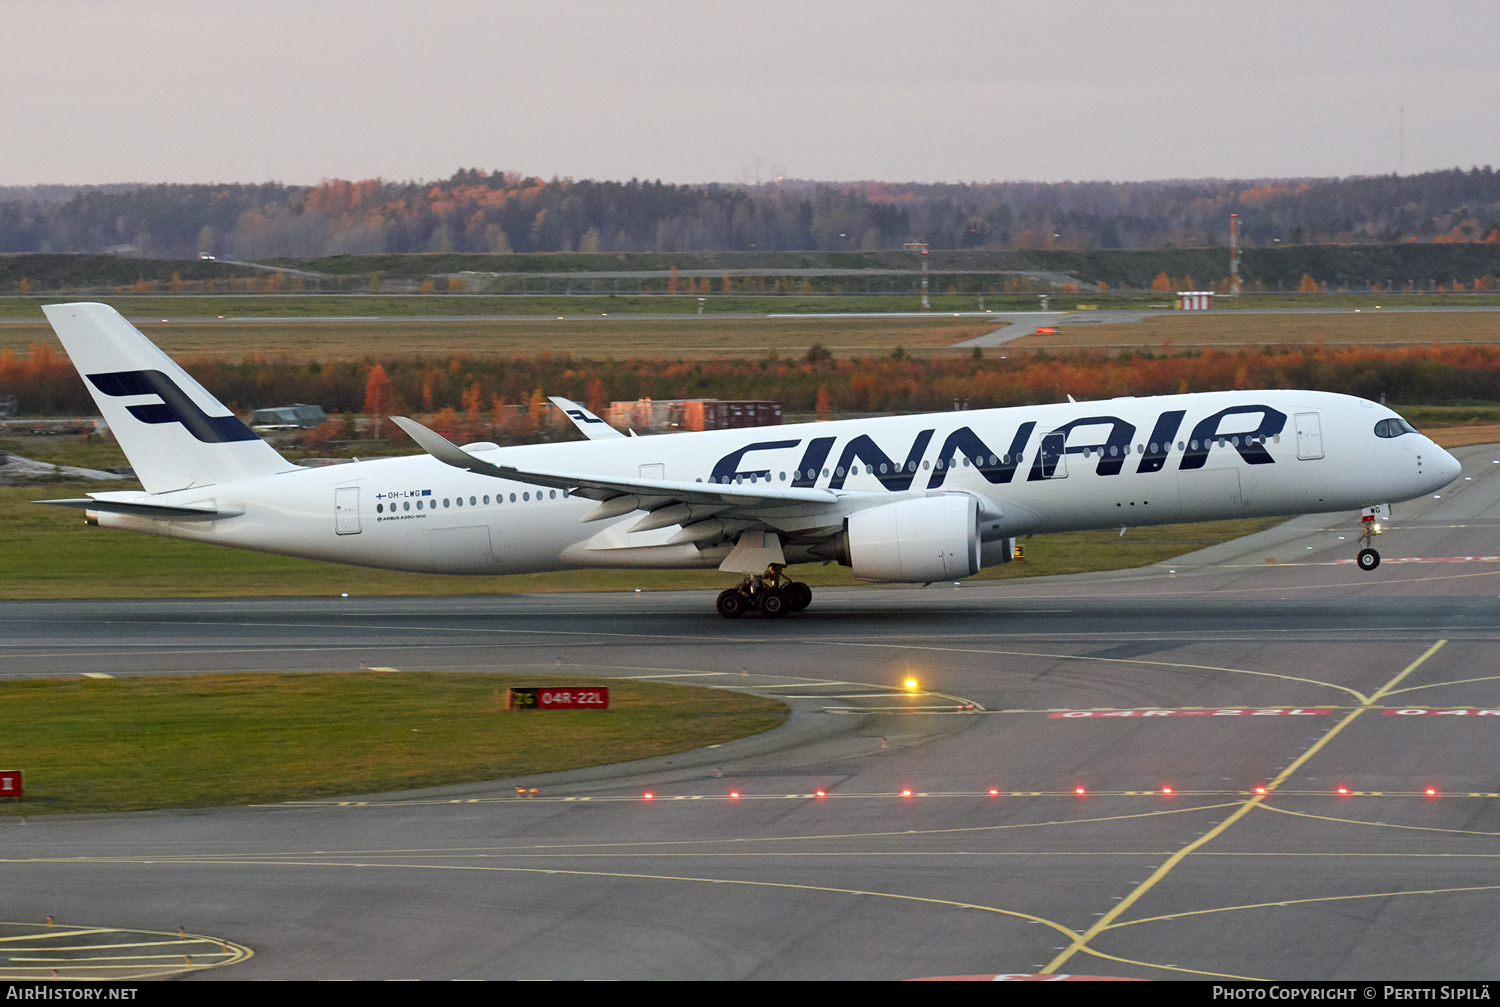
top-left (1161, 786), bottom-right (1173, 795)
top-left (1074, 787), bottom-right (1086, 795)
top-left (901, 788), bottom-right (913, 797)
top-left (1425, 788), bottom-right (1438, 796)
top-left (729, 791), bottom-right (740, 799)
top-left (1255, 787), bottom-right (1267, 794)
top-left (1337, 787), bottom-right (1349, 795)
top-left (643, 792), bottom-right (654, 800)
top-left (988, 788), bottom-right (1000, 796)
top-left (815, 789), bottom-right (826, 798)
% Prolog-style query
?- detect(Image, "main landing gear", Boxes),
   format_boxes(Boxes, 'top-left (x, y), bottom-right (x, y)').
top-left (1355, 503), bottom-right (1389, 571)
top-left (716, 565), bottom-right (813, 619)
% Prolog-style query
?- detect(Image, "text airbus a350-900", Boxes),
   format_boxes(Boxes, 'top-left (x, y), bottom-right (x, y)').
top-left (37, 303), bottom-right (1461, 617)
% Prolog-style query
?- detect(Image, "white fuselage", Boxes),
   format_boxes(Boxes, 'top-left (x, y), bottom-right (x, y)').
top-left (90, 389), bottom-right (1461, 578)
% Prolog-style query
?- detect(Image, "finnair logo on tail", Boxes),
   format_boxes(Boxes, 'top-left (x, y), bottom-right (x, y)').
top-left (87, 370), bottom-right (259, 444)
top-left (564, 408), bottom-right (605, 425)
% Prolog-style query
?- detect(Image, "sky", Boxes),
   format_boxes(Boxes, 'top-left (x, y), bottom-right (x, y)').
top-left (2, 0), bottom-right (1496, 187)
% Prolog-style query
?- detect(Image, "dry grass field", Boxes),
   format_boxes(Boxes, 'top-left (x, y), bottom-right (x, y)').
top-left (1004, 310), bottom-right (1500, 352)
top-left (0, 315), bottom-right (993, 361)
top-left (1424, 424), bottom-right (1500, 448)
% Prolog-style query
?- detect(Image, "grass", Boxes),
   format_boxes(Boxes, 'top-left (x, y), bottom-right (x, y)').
top-left (1, 293), bottom-right (1016, 321)
top-left (1004, 309), bottom-right (1500, 352)
top-left (0, 672), bottom-right (789, 815)
top-left (0, 314), bottom-right (995, 361)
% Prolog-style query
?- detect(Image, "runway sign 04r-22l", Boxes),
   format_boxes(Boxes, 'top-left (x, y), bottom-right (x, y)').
top-left (506, 688), bottom-right (610, 711)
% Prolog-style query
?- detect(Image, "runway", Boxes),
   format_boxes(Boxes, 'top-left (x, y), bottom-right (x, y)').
top-left (2, 446), bottom-right (1499, 980)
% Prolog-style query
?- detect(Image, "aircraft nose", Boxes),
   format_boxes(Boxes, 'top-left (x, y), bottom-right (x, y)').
top-left (1434, 450), bottom-right (1458, 483)
top-left (1433, 445), bottom-right (1462, 487)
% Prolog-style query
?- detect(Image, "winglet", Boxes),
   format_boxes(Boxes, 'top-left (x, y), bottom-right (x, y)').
top-left (548, 396), bottom-right (624, 440)
top-left (390, 416), bottom-right (508, 477)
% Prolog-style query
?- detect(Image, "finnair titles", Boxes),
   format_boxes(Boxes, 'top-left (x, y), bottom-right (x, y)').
top-left (37, 304), bottom-right (1462, 618)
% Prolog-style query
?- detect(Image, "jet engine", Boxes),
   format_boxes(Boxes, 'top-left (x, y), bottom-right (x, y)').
top-left (840, 494), bottom-right (981, 582)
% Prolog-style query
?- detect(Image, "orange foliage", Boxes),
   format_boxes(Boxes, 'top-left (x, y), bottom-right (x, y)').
top-left (363, 364), bottom-right (392, 437)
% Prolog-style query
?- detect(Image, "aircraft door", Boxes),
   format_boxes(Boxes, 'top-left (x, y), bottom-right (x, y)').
top-left (1037, 431), bottom-right (1067, 479)
top-left (334, 486), bottom-right (361, 535)
top-left (1294, 412), bottom-right (1324, 459)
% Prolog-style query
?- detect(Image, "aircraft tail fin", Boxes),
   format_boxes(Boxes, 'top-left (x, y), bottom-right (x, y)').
top-left (42, 303), bottom-right (291, 493)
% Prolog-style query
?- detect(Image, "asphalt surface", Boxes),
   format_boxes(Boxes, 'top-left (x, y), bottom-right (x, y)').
top-left (2, 445), bottom-right (1500, 980)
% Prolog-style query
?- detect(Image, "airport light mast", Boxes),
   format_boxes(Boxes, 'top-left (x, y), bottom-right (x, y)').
top-left (903, 241), bottom-right (930, 311)
top-left (1229, 213), bottom-right (1241, 297)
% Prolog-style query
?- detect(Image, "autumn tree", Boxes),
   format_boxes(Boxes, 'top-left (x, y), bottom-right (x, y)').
top-left (363, 364), bottom-right (393, 438)
top-left (1151, 271), bottom-right (1172, 291)
top-left (585, 377), bottom-right (608, 415)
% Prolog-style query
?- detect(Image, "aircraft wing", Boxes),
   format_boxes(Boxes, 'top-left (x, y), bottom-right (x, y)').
top-left (548, 396), bottom-right (625, 440)
top-left (390, 416), bottom-right (845, 526)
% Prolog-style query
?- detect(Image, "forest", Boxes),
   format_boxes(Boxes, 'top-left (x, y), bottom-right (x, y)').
top-left (3, 167), bottom-right (1497, 262)
top-left (5, 341), bottom-right (1498, 434)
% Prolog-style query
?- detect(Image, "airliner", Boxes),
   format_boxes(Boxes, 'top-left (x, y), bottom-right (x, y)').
top-left (36, 303), bottom-right (1462, 618)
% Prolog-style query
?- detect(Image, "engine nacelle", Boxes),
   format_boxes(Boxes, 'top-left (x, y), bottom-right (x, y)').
top-left (845, 494), bottom-right (981, 582)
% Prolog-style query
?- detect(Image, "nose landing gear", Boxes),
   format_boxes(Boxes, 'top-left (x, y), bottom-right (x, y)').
top-left (715, 565), bottom-right (813, 619)
top-left (1355, 503), bottom-right (1390, 571)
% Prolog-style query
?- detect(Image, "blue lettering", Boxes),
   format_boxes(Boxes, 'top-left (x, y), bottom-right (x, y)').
top-left (1137, 410), bottom-right (1186, 473)
top-left (928, 422), bottom-right (1035, 488)
top-left (791, 437), bottom-right (835, 487)
top-left (829, 431), bottom-right (933, 490)
top-left (710, 439), bottom-right (801, 484)
top-left (1029, 415), bottom-right (1136, 481)
top-left (1179, 406), bottom-right (1287, 470)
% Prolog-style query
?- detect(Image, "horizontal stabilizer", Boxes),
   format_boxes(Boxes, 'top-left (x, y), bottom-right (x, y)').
top-left (33, 498), bottom-right (244, 521)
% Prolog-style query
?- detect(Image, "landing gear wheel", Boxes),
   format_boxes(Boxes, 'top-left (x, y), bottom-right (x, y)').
top-left (785, 581), bottom-right (813, 612)
top-left (759, 587), bottom-right (789, 619)
top-left (1357, 548), bottom-right (1381, 571)
top-left (716, 589), bottom-right (748, 619)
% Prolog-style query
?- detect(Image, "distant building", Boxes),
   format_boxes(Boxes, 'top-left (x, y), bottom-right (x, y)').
top-left (607, 398), bottom-right (782, 433)
top-left (251, 404), bottom-right (327, 429)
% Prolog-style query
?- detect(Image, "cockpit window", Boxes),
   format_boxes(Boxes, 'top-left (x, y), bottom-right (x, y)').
top-left (1374, 417), bottom-right (1418, 438)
